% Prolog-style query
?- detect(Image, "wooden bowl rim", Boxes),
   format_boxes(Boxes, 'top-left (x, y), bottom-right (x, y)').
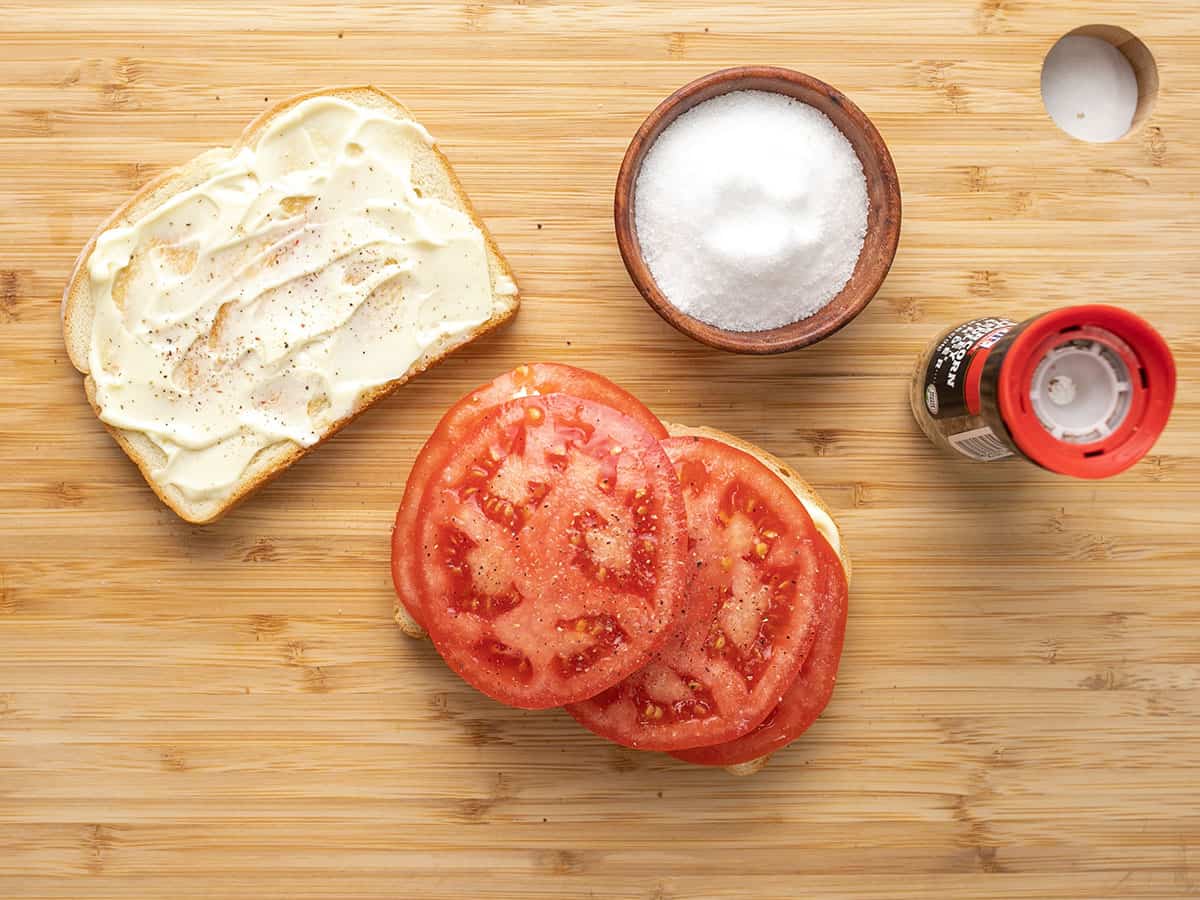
top-left (614, 65), bottom-right (902, 354)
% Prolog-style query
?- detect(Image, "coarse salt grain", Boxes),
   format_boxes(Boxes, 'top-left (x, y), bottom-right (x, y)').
top-left (634, 90), bottom-right (869, 333)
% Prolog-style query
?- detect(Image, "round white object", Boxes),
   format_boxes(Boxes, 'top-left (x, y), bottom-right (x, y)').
top-left (1029, 340), bottom-right (1132, 442)
top-left (1041, 35), bottom-right (1140, 143)
top-left (634, 90), bottom-right (869, 333)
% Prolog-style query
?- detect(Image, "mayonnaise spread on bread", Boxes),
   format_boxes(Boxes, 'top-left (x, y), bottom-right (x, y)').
top-left (86, 97), bottom-right (513, 505)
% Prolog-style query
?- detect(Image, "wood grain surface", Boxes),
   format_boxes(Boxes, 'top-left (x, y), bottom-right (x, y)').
top-left (1, 2), bottom-right (1198, 898)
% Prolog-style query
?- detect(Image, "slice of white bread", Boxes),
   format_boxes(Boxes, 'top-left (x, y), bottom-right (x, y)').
top-left (393, 417), bottom-right (849, 774)
top-left (63, 86), bottom-right (520, 524)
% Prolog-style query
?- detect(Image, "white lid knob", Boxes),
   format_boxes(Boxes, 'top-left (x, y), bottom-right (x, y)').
top-left (1029, 337), bottom-right (1132, 443)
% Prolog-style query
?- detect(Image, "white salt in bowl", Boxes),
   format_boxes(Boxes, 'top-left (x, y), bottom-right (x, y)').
top-left (615, 66), bottom-right (901, 354)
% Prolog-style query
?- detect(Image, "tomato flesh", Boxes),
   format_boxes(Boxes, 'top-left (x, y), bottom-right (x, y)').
top-left (567, 435), bottom-right (826, 750)
top-left (670, 533), bottom-right (848, 767)
top-left (392, 364), bottom-right (666, 629)
top-left (414, 394), bottom-right (688, 709)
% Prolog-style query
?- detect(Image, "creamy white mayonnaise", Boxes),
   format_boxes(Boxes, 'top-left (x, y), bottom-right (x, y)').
top-left (87, 97), bottom-right (514, 506)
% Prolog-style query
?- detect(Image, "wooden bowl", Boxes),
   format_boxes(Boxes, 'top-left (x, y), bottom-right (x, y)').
top-left (614, 66), bottom-right (902, 354)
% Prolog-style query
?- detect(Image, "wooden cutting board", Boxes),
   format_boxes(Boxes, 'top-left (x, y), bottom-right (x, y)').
top-left (1, 2), bottom-right (1197, 898)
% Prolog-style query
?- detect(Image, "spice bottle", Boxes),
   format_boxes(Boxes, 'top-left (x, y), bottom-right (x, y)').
top-left (910, 305), bottom-right (1175, 478)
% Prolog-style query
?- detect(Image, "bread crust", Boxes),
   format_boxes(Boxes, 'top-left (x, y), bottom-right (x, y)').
top-left (723, 757), bottom-right (771, 778)
top-left (62, 86), bottom-right (520, 524)
top-left (393, 603), bottom-right (428, 641)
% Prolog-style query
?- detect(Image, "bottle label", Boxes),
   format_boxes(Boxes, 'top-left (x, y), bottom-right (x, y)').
top-left (947, 426), bottom-right (1014, 461)
top-left (923, 317), bottom-right (1015, 419)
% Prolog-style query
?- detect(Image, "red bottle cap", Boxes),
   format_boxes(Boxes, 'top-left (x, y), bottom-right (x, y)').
top-left (996, 305), bottom-right (1175, 478)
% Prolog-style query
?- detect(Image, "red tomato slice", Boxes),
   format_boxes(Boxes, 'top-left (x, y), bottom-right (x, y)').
top-left (670, 533), bottom-right (848, 767)
top-left (413, 393), bottom-right (688, 709)
top-left (392, 364), bottom-right (667, 629)
top-left (566, 435), bottom-right (828, 751)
